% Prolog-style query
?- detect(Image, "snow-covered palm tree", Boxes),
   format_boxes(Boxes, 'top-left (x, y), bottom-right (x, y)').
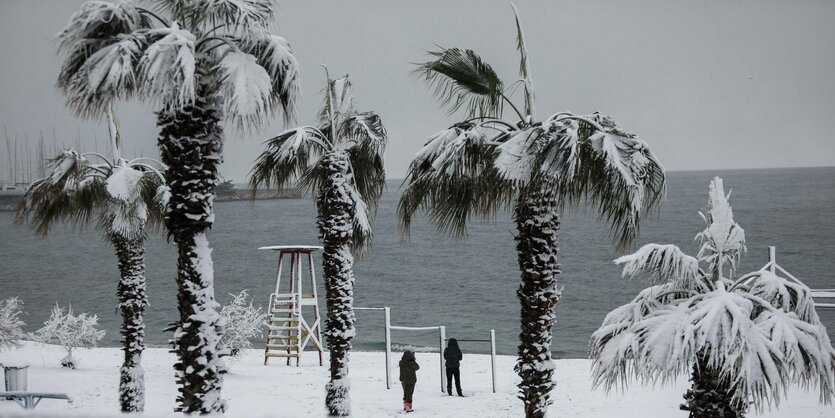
top-left (590, 177), bottom-right (835, 417)
top-left (398, 5), bottom-right (665, 417)
top-left (55, 1), bottom-right (300, 412)
top-left (250, 71), bottom-right (386, 416)
top-left (16, 108), bottom-right (164, 412)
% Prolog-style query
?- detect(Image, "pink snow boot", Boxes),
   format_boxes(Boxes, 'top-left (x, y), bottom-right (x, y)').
top-left (406, 403), bottom-right (414, 412)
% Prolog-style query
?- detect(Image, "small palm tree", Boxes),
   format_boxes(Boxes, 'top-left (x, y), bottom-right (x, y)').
top-left (250, 70), bottom-right (386, 416)
top-left (55, 1), bottom-right (300, 411)
top-left (16, 108), bottom-right (164, 412)
top-left (590, 177), bottom-right (835, 417)
top-left (398, 4), bottom-right (665, 417)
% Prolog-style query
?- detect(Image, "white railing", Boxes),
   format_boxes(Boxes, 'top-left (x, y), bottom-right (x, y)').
top-left (757, 246), bottom-right (834, 310)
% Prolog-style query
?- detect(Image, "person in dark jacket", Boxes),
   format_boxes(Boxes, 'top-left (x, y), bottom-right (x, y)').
top-left (443, 338), bottom-right (464, 396)
top-left (399, 350), bottom-right (420, 412)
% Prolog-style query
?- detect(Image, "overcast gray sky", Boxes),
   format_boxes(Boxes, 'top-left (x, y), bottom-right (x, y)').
top-left (2, 0), bottom-right (834, 182)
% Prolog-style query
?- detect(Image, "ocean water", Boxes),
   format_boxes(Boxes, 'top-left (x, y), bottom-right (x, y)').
top-left (1, 167), bottom-right (834, 358)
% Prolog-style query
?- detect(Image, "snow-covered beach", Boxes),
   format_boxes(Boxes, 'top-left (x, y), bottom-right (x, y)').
top-left (1, 342), bottom-right (831, 417)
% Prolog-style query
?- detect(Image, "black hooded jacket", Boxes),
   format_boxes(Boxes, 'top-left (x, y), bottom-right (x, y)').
top-left (444, 338), bottom-right (463, 368)
top-left (399, 350), bottom-right (420, 384)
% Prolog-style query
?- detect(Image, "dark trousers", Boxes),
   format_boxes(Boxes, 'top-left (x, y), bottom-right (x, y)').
top-left (402, 382), bottom-right (415, 404)
top-left (446, 367), bottom-right (462, 395)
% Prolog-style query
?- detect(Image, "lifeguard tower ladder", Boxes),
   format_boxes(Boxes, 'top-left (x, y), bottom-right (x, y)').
top-left (259, 245), bottom-right (324, 366)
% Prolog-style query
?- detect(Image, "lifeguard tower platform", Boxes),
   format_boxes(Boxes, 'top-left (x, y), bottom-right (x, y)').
top-left (259, 245), bottom-right (324, 366)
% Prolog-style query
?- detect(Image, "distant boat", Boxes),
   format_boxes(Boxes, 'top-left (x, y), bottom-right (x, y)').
top-left (0, 183), bottom-right (27, 196)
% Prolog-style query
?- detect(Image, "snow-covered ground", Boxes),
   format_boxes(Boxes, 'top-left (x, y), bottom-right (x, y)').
top-left (0, 342), bottom-right (832, 417)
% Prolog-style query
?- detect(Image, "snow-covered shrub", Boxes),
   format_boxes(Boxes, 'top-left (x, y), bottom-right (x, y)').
top-left (591, 177), bottom-right (835, 417)
top-left (30, 304), bottom-right (106, 369)
top-left (219, 290), bottom-right (268, 357)
top-left (0, 297), bottom-right (26, 351)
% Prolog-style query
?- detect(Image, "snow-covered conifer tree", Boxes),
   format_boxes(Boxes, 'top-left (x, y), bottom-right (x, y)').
top-left (219, 290), bottom-right (268, 357)
top-left (398, 5), bottom-right (665, 417)
top-left (55, 1), bottom-right (300, 412)
top-left (31, 304), bottom-right (105, 369)
top-left (0, 297), bottom-right (26, 351)
top-left (250, 71), bottom-right (387, 416)
top-left (590, 177), bottom-right (835, 418)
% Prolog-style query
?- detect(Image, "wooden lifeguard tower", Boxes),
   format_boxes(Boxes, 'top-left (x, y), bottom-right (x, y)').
top-left (259, 245), bottom-right (324, 366)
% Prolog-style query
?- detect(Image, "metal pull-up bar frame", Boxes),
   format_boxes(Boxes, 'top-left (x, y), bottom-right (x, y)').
top-left (444, 330), bottom-right (498, 393)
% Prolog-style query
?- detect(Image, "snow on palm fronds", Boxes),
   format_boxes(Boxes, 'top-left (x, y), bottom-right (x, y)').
top-left (252, 71), bottom-right (387, 415)
top-left (56, 1), bottom-right (148, 51)
top-left (743, 270), bottom-right (820, 324)
top-left (402, 6), bottom-right (665, 417)
top-left (615, 244), bottom-right (701, 290)
top-left (217, 50), bottom-right (272, 130)
top-left (192, 0), bottom-right (275, 29)
top-left (57, 0), bottom-right (299, 127)
top-left (219, 290), bottom-right (268, 357)
top-left (30, 304), bottom-right (106, 369)
top-left (240, 34), bottom-right (299, 124)
top-left (0, 297), bottom-right (26, 351)
top-left (250, 72), bottom-right (386, 258)
top-left (138, 24), bottom-right (196, 112)
top-left (17, 149), bottom-right (164, 240)
top-left (696, 177), bottom-right (746, 277)
top-left (590, 178), bottom-right (835, 414)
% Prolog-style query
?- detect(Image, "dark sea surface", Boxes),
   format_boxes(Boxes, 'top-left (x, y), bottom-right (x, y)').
top-left (2, 167), bottom-right (834, 358)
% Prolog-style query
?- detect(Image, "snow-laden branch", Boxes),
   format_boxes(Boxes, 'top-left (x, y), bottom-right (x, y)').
top-left (615, 243), bottom-right (702, 290)
top-left (30, 304), bottom-right (105, 369)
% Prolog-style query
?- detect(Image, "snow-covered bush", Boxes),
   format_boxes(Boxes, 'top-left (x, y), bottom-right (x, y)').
top-left (590, 177), bottom-right (835, 417)
top-left (0, 297), bottom-right (26, 351)
top-left (219, 290), bottom-right (268, 357)
top-left (30, 304), bottom-right (106, 369)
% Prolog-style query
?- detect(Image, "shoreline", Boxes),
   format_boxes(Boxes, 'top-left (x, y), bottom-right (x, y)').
top-left (1, 342), bottom-right (830, 417)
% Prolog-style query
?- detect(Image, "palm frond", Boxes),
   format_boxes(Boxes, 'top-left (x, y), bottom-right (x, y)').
top-left (193, 0), bottom-right (274, 29)
top-left (743, 270), bottom-right (820, 324)
top-left (249, 127), bottom-right (325, 193)
top-left (696, 177), bottom-right (746, 277)
top-left (494, 126), bottom-right (544, 183)
top-left (414, 47), bottom-right (504, 117)
top-left (319, 75), bottom-right (355, 125)
top-left (540, 112), bottom-right (666, 251)
top-left (631, 302), bottom-right (698, 384)
top-left (754, 309), bottom-right (835, 404)
top-left (398, 123), bottom-right (515, 237)
top-left (61, 32), bottom-right (148, 118)
top-left (590, 283), bottom-right (688, 390)
top-left (16, 150), bottom-right (107, 236)
top-left (101, 163), bottom-right (152, 239)
top-left (615, 243), bottom-right (703, 290)
top-left (239, 34), bottom-right (300, 125)
top-left (216, 50), bottom-right (272, 131)
top-left (510, 2), bottom-right (535, 119)
top-left (56, 0), bottom-right (149, 52)
top-left (348, 183), bottom-right (373, 257)
top-left (342, 112), bottom-right (387, 213)
top-left (138, 24), bottom-right (196, 111)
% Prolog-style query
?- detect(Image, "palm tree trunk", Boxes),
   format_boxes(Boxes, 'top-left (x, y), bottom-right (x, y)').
top-left (514, 190), bottom-right (561, 418)
top-left (681, 354), bottom-right (746, 418)
top-left (112, 234), bottom-right (148, 413)
top-left (317, 151), bottom-right (356, 416)
top-left (157, 84), bottom-right (227, 414)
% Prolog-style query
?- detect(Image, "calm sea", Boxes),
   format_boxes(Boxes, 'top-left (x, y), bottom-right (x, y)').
top-left (1, 167), bottom-right (834, 358)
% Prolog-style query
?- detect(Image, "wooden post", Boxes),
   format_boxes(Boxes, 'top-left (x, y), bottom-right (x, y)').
top-left (490, 329), bottom-right (497, 393)
top-left (769, 246), bottom-right (777, 274)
